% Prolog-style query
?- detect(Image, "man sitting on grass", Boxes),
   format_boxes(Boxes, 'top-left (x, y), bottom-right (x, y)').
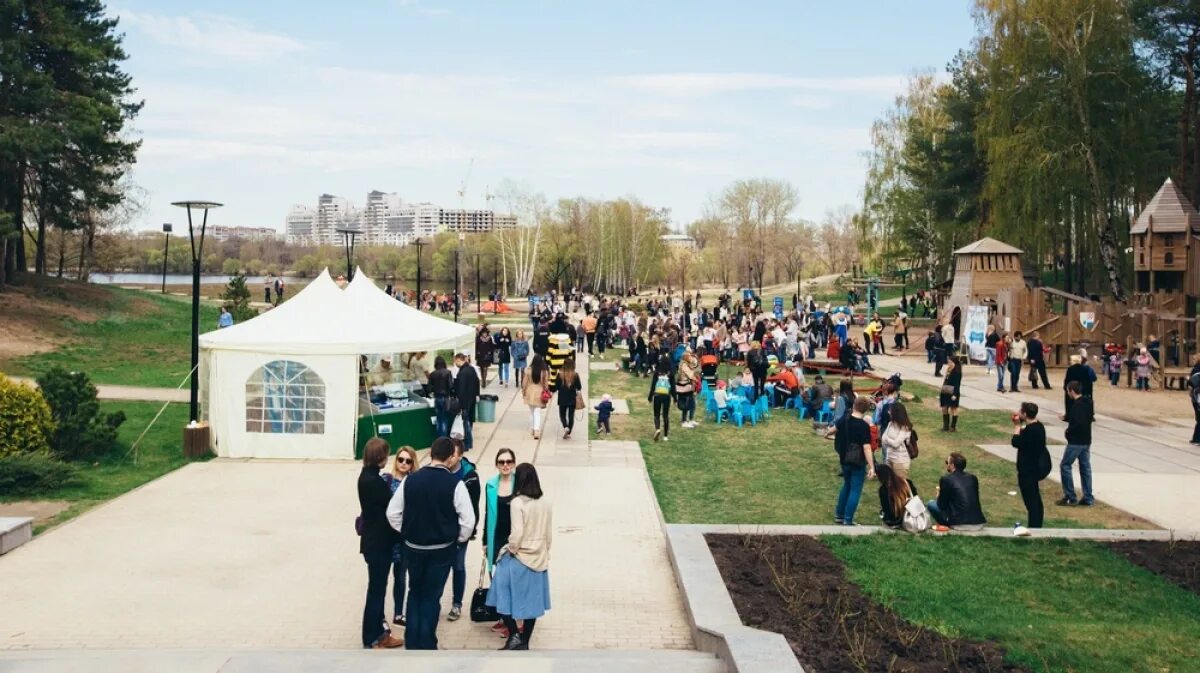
top-left (927, 452), bottom-right (987, 531)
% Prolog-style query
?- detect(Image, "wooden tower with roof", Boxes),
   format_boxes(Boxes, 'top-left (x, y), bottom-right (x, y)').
top-left (941, 237), bottom-right (1027, 337)
top-left (1131, 177), bottom-right (1200, 296)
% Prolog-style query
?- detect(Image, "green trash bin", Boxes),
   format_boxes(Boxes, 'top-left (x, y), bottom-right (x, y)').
top-left (476, 394), bottom-right (499, 423)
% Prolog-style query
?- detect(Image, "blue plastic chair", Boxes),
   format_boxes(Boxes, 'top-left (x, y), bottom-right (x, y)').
top-left (739, 398), bottom-right (759, 425)
top-left (755, 394), bottom-right (770, 419)
top-left (797, 402), bottom-right (811, 420)
top-left (815, 400), bottom-right (833, 424)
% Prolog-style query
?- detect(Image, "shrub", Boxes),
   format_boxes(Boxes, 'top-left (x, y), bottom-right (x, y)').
top-left (221, 272), bottom-right (258, 322)
top-left (0, 453), bottom-right (80, 496)
top-left (0, 373), bottom-right (55, 458)
top-left (35, 367), bottom-right (127, 461)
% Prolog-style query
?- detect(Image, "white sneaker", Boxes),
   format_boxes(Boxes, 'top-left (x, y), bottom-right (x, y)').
top-left (1013, 524), bottom-right (1032, 537)
top-left (663, 435), bottom-right (670, 441)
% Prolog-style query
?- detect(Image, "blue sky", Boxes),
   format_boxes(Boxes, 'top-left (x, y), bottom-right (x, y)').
top-left (111, 1), bottom-right (977, 232)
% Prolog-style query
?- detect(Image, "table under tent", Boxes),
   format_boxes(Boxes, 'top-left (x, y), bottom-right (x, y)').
top-left (198, 269), bottom-right (474, 459)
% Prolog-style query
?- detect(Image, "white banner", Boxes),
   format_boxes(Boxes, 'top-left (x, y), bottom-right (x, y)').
top-left (966, 305), bottom-right (989, 362)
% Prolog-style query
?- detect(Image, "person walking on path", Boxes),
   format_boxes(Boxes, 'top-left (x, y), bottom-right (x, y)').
top-left (447, 439), bottom-right (481, 623)
top-left (985, 325), bottom-right (999, 374)
top-left (995, 334), bottom-right (1009, 392)
top-left (556, 359), bottom-right (582, 440)
top-left (494, 327), bottom-right (513, 388)
top-left (522, 354), bottom-right (549, 440)
top-left (932, 328), bottom-right (948, 377)
top-left (358, 439), bottom-right (405, 649)
top-left (487, 463), bottom-right (553, 651)
top-left (834, 396), bottom-right (874, 525)
top-left (1008, 332), bottom-right (1027, 393)
top-left (582, 313), bottom-right (598, 355)
top-left (1135, 348), bottom-right (1153, 391)
top-left (1011, 402), bottom-right (1052, 531)
top-left (428, 356), bottom-right (454, 438)
top-left (649, 354), bottom-right (675, 442)
top-left (676, 351), bottom-right (699, 428)
top-left (476, 326), bottom-right (495, 389)
top-left (383, 446), bottom-right (419, 628)
top-left (1027, 331), bottom-right (1051, 390)
top-left (511, 330), bottom-right (530, 388)
top-left (386, 437), bottom-right (476, 651)
top-left (1062, 354), bottom-right (1093, 414)
top-left (453, 353), bottom-right (480, 451)
top-left (1057, 381), bottom-right (1095, 506)
top-left (939, 358), bottom-right (962, 432)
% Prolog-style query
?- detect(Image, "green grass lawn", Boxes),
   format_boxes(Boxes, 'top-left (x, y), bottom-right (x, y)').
top-left (7, 287), bottom-right (218, 388)
top-left (0, 401), bottom-right (199, 533)
top-left (825, 534), bottom-right (1200, 673)
top-left (590, 366), bottom-right (1151, 529)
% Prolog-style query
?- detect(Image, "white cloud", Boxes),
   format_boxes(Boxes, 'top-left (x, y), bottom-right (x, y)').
top-left (607, 73), bottom-right (906, 97)
top-left (118, 10), bottom-right (305, 61)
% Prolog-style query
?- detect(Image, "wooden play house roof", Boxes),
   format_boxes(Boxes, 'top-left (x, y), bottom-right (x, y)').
top-left (953, 237), bottom-right (1023, 255)
top-left (1131, 177), bottom-right (1200, 234)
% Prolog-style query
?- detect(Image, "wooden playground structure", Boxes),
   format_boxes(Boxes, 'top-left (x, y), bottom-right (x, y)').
top-left (939, 178), bottom-right (1198, 384)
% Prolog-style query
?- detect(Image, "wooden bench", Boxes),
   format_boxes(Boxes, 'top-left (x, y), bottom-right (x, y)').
top-left (1161, 367), bottom-right (1192, 391)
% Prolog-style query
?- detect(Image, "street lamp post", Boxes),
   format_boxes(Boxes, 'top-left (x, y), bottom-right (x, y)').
top-left (476, 252), bottom-right (481, 314)
top-left (454, 232), bottom-right (465, 323)
top-left (161, 223), bottom-right (172, 294)
top-left (171, 200), bottom-right (223, 424)
top-left (493, 257), bottom-right (499, 315)
top-left (413, 237), bottom-right (425, 308)
top-left (336, 228), bottom-right (362, 281)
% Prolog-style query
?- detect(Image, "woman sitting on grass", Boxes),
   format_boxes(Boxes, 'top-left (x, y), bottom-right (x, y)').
top-left (876, 463), bottom-right (917, 529)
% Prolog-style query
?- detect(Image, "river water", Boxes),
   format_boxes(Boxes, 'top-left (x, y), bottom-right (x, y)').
top-left (88, 273), bottom-right (307, 286)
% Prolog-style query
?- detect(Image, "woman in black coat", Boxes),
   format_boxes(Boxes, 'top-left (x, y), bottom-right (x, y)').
top-left (494, 327), bottom-right (513, 387)
top-left (939, 358), bottom-right (962, 432)
top-left (557, 358), bottom-right (582, 440)
top-left (358, 438), bottom-right (402, 649)
top-left (476, 326), bottom-right (495, 388)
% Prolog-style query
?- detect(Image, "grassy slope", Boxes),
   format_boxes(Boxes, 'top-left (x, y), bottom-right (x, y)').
top-left (7, 286), bottom-right (218, 388)
top-left (1, 401), bottom-right (197, 533)
top-left (590, 365), bottom-right (1150, 528)
top-left (824, 534), bottom-right (1200, 673)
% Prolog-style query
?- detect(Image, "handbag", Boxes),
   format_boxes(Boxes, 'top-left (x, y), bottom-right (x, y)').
top-left (575, 391), bottom-right (585, 409)
top-left (540, 387), bottom-right (552, 405)
top-left (906, 429), bottom-right (920, 459)
top-left (939, 384), bottom-right (955, 396)
top-left (469, 564), bottom-right (499, 622)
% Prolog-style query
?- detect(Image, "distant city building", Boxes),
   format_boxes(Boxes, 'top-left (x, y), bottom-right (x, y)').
top-left (285, 191), bottom-right (518, 246)
top-left (661, 233), bottom-right (697, 249)
top-left (207, 226), bottom-right (280, 242)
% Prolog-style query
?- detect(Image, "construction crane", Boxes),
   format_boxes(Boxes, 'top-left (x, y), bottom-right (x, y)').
top-left (457, 157), bottom-right (474, 210)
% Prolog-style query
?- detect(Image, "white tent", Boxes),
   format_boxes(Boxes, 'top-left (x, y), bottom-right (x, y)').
top-left (198, 269), bottom-right (474, 459)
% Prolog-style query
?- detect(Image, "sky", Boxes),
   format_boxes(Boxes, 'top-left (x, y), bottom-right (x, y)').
top-left (110, 1), bottom-right (978, 233)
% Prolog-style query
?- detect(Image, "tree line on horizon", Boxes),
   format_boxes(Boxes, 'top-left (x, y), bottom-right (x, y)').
top-left (860, 0), bottom-right (1200, 300)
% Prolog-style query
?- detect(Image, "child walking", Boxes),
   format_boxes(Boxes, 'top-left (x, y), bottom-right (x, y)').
top-left (595, 394), bottom-right (614, 434)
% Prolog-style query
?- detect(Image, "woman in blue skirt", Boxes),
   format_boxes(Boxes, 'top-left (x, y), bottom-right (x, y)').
top-left (487, 462), bottom-right (552, 651)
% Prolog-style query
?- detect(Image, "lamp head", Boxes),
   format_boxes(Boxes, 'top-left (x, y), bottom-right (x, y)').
top-left (170, 201), bottom-right (223, 210)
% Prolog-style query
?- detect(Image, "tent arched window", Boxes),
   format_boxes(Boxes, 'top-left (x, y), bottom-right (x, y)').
top-left (245, 360), bottom-right (326, 434)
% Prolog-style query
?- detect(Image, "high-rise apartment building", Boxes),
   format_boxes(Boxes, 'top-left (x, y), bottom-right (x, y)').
top-left (285, 191), bottom-right (517, 246)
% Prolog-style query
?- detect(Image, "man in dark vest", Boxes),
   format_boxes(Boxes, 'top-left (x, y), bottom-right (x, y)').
top-left (386, 437), bottom-right (476, 650)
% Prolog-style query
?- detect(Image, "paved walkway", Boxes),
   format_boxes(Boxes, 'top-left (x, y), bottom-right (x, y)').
top-left (0, 350), bottom-right (692, 652)
top-left (7, 375), bottom-right (188, 403)
top-left (878, 354), bottom-right (1200, 532)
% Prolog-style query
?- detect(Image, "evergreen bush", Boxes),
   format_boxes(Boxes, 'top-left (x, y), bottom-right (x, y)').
top-left (0, 453), bottom-right (79, 496)
top-left (35, 368), bottom-right (126, 461)
top-left (221, 272), bottom-right (258, 322)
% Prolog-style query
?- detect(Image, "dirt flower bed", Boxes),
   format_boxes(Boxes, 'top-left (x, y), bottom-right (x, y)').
top-left (1106, 540), bottom-right (1200, 596)
top-left (707, 534), bottom-right (1028, 673)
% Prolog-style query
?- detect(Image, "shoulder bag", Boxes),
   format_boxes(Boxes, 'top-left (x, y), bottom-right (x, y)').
top-left (939, 384), bottom-right (955, 396)
top-left (906, 429), bottom-right (919, 459)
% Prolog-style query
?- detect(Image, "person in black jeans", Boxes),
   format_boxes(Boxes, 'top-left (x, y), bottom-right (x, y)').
top-left (427, 356), bottom-right (454, 438)
top-left (648, 354), bottom-right (675, 441)
top-left (1027, 332), bottom-right (1051, 389)
top-left (1011, 402), bottom-right (1050, 529)
top-left (557, 359), bottom-right (581, 440)
top-left (453, 353), bottom-right (480, 450)
top-left (1189, 355), bottom-right (1200, 445)
top-left (358, 438), bottom-right (403, 649)
top-left (386, 437), bottom-right (476, 650)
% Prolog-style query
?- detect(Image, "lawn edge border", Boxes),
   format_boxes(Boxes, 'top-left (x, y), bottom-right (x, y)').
top-left (675, 523), bottom-right (1200, 540)
top-left (663, 524), bottom-right (806, 673)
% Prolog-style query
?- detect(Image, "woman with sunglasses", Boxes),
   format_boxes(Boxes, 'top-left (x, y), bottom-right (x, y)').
top-left (382, 446), bottom-right (419, 629)
top-left (483, 448), bottom-right (518, 636)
